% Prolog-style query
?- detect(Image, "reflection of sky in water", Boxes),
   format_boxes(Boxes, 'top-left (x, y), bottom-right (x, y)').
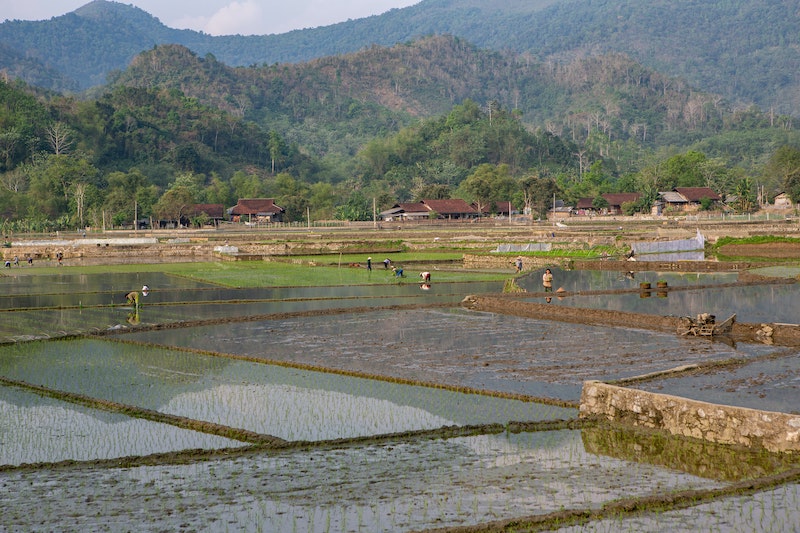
top-left (0, 276), bottom-right (502, 309)
top-left (127, 308), bottom-right (777, 402)
top-left (0, 429), bottom-right (724, 532)
top-left (0, 272), bottom-right (213, 297)
top-left (0, 279), bottom-right (502, 338)
top-left (518, 268), bottom-right (739, 293)
top-left (0, 339), bottom-right (571, 440)
top-left (528, 281), bottom-right (800, 324)
top-left (161, 383), bottom-right (455, 440)
top-left (0, 385), bottom-right (245, 466)
top-left (557, 483), bottom-right (800, 533)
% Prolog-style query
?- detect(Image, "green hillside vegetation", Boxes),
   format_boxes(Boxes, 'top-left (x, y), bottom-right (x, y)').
top-left (2, 35), bottom-right (800, 233)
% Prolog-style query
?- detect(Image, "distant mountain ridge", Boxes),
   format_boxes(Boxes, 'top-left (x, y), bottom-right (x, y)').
top-left (1, 0), bottom-right (799, 113)
top-left (107, 37), bottom-right (780, 171)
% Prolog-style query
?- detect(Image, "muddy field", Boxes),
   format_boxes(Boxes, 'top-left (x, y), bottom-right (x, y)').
top-left (717, 240), bottom-right (800, 259)
top-left (2, 234), bottom-right (800, 531)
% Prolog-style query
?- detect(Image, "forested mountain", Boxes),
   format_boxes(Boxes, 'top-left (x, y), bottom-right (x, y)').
top-left (3, 6), bottom-right (800, 233)
top-left (3, 34), bottom-right (799, 233)
top-left (109, 38), bottom-right (795, 172)
top-left (1, 0), bottom-right (799, 113)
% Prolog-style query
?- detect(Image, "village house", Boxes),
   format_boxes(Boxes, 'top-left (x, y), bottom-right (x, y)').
top-left (660, 187), bottom-right (722, 212)
top-left (187, 204), bottom-right (226, 226)
top-left (575, 193), bottom-right (641, 216)
top-left (228, 198), bottom-right (285, 224)
top-left (772, 192), bottom-right (793, 209)
top-left (547, 200), bottom-right (572, 221)
top-left (379, 199), bottom-right (480, 221)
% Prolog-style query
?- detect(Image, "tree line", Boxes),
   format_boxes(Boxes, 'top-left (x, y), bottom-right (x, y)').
top-left (3, 36), bottom-right (800, 233)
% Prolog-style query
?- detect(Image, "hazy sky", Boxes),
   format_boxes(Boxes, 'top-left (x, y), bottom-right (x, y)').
top-left (1, 0), bottom-right (422, 36)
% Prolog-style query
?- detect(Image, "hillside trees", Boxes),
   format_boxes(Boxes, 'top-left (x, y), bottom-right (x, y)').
top-left (520, 173), bottom-right (560, 219)
top-left (103, 169), bottom-right (158, 227)
top-left (355, 99), bottom-right (578, 199)
top-left (765, 145), bottom-right (800, 203)
top-left (153, 185), bottom-right (195, 225)
top-left (458, 163), bottom-right (516, 214)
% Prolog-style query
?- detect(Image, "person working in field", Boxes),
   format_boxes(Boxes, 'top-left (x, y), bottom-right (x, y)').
top-left (125, 291), bottom-right (139, 305)
top-left (420, 271), bottom-right (431, 282)
top-left (542, 268), bottom-right (554, 292)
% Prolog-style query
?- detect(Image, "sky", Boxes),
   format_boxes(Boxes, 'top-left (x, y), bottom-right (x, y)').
top-left (1, 0), bottom-right (422, 36)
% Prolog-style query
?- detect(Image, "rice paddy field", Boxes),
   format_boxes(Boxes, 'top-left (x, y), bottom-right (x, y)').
top-left (1, 261), bottom-right (799, 532)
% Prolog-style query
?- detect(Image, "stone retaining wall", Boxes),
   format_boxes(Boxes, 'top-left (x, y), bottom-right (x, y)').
top-left (580, 381), bottom-right (800, 453)
top-left (3, 243), bottom-right (216, 264)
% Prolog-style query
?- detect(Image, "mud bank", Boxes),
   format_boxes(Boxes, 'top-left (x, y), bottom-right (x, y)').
top-left (460, 294), bottom-right (800, 347)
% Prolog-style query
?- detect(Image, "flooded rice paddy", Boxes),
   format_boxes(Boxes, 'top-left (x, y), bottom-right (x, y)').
top-left (1, 267), bottom-right (799, 531)
top-left (0, 385), bottom-right (247, 466)
top-left (126, 308), bottom-right (777, 403)
top-left (518, 268), bottom-right (800, 324)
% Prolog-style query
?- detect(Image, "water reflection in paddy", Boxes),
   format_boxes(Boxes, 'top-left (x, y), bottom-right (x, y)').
top-left (0, 271), bottom-right (213, 297)
top-left (0, 339), bottom-right (572, 440)
top-left (126, 308), bottom-right (777, 402)
top-left (0, 429), bottom-right (725, 532)
top-left (0, 280), bottom-right (503, 339)
top-left (517, 268), bottom-right (739, 294)
top-left (0, 385), bottom-right (246, 466)
top-left (531, 282), bottom-right (800, 324)
top-left (0, 272), bottom-right (502, 310)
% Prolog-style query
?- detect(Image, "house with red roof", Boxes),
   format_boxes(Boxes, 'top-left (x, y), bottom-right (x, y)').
top-left (575, 193), bottom-right (641, 215)
top-left (228, 198), bottom-right (285, 223)
top-left (187, 204), bottom-right (226, 226)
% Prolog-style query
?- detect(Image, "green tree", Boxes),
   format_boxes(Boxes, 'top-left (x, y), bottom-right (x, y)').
top-left (662, 151), bottom-right (708, 188)
top-left (103, 169), bottom-right (155, 225)
top-left (336, 190), bottom-right (372, 221)
top-left (592, 195), bottom-right (609, 211)
top-left (26, 154), bottom-right (99, 219)
top-left (520, 174), bottom-right (560, 219)
top-left (153, 186), bottom-right (195, 225)
top-left (458, 163), bottom-right (515, 214)
top-left (230, 170), bottom-right (267, 199)
top-left (734, 177), bottom-right (757, 213)
top-left (764, 146), bottom-right (800, 203)
top-left (308, 182), bottom-right (337, 220)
